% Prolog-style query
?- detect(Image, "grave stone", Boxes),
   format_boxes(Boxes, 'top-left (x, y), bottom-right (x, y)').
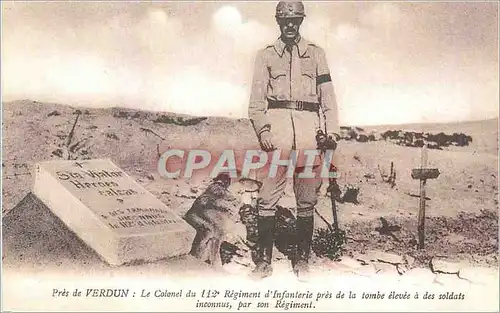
top-left (33, 159), bottom-right (196, 266)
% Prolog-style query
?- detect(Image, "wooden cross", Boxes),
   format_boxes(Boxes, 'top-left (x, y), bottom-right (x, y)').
top-left (411, 146), bottom-right (440, 249)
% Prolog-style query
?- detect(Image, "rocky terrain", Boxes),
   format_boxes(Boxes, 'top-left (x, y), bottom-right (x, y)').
top-left (2, 99), bottom-right (499, 274)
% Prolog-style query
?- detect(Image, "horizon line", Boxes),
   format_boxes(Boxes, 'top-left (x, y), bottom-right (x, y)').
top-left (2, 98), bottom-right (499, 128)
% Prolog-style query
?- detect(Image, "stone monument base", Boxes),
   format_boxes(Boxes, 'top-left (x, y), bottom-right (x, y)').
top-left (31, 159), bottom-right (196, 266)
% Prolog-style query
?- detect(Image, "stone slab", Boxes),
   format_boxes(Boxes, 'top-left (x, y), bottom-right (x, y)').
top-left (32, 159), bottom-right (196, 266)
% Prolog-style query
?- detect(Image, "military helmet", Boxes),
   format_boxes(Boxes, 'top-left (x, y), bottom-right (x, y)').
top-left (275, 1), bottom-right (306, 19)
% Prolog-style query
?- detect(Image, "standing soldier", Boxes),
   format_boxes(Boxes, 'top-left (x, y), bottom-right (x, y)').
top-left (248, 0), bottom-right (341, 280)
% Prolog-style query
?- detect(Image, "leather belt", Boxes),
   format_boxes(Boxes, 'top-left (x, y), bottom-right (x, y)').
top-left (267, 99), bottom-right (319, 112)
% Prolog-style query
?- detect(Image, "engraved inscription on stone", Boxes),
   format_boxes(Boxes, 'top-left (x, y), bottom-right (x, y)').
top-left (52, 167), bottom-right (179, 231)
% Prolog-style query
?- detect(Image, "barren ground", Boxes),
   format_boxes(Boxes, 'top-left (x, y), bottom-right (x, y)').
top-left (2, 100), bottom-right (499, 270)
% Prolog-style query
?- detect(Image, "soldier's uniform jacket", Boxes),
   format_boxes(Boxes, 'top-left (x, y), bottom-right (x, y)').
top-left (248, 36), bottom-right (340, 167)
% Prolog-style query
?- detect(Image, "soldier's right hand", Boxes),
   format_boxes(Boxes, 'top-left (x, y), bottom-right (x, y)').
top-left (259, 130), bottom-right (276, 151)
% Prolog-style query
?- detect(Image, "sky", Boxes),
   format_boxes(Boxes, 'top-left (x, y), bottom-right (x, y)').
top-left (1, 1), bottom-right (499, 126)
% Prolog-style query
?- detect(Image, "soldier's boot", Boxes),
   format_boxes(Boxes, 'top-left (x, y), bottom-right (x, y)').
top-left (250, 216), bottom-right (276, 280)
top-left (293, 215), bottom-right (314, 282)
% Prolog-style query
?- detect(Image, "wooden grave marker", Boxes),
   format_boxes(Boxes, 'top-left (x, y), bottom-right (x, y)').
top-left (411, 146), bottom-right (440, 249)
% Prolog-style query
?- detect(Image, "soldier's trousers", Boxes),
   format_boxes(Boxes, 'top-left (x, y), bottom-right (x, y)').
top-left (256, 164), bottom-right (323, 218)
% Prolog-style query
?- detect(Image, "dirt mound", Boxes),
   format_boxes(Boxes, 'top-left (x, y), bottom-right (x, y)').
top-left (222, 205), bottom-right (498, 269)
top-left (344, 209), bottom-right (498, 267)
top-left (2, 193), bottom-right (105, 269)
